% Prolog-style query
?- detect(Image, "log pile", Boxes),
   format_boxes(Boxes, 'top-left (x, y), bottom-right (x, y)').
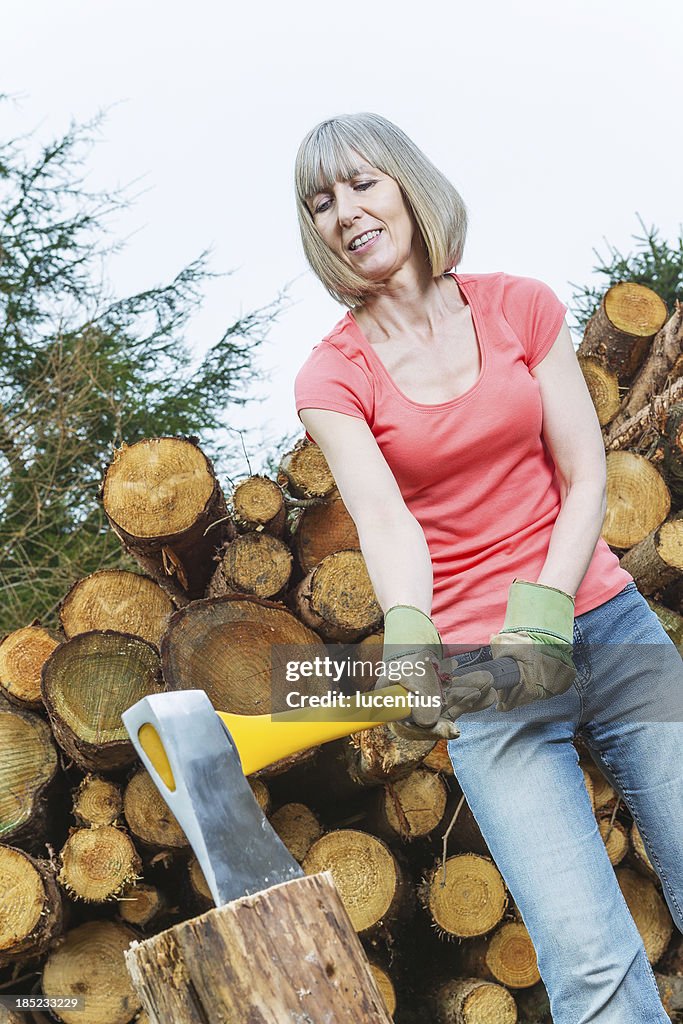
top-left (1, 284), bottom-right (682, 1023)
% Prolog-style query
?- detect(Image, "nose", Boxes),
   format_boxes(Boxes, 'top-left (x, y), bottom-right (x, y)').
top-left (335, 184), bottom-right (362, 228)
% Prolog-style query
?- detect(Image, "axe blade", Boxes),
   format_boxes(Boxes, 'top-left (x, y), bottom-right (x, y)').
top-left (122, 690), bottom-right (304, 906)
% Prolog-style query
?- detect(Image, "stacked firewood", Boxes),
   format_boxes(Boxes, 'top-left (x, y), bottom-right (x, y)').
top-left (0, 280), bottom-right (682, 1024)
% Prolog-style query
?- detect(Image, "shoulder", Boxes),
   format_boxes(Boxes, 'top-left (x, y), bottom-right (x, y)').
top-left (294, 314), bottom-right (375, 421)
top-left (294, 314), bottom-right (371, 388)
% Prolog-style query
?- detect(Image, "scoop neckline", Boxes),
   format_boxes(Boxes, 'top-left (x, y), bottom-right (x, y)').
top-left (345, 272), bottom-right (487, 411)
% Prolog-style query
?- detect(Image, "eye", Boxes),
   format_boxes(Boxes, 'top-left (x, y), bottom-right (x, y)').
top-left (313, 180), bottom-right (375, 215)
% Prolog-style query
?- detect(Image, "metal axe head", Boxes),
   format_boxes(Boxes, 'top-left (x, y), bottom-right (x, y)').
top-left (121, 690), bottom-right (304, 906)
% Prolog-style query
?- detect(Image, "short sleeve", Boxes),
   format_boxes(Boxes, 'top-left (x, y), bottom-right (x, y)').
top-left (294, 341), bottom-right (373, 441)
top-left (501, 274), bottom-right (568, 370)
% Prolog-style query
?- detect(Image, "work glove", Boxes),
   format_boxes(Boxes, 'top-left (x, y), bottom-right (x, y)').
top-left (489, 580), bottom-right (576, 712)
top-left (376, 605), bottom-right (496, 740)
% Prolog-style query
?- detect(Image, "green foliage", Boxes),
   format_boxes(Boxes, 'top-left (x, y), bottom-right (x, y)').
top-left (0, 111), bottom-right (289, 631)
top-left (569, 214), bottom-right (683, 329)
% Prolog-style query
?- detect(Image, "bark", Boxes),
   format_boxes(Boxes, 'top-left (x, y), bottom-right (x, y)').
top-left (41, 631), bottom-right (163, 773)
top-left (605, 302), bottom-right (683, 442)
top-left (603, 451), bottom-right (671, 549)
top-left (0, 626), bottom-right (61, 709)
top-left (125, 872), bottom-right (393, 1024)
top-left (293, 494), bottom-right (360, 575)
top-left (662, 403), bottom-right (683, 504)
top-left (59, 570), bottom-right (174, 649)
top-left (578, 282), bottom-right (668, 387)
top-left (655, 973), bottom-right (683, 1015)
top-left (0, 847), bottom-right (63, 966)
top-left (604, 375), bottom-right (683, 452)
top-left (619, 511), bottom-right (683, 595)
top-left (100, 436), bottom-right (234, 604)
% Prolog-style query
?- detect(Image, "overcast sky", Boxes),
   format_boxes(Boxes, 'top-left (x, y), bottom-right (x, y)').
top-left (2, 0), bottom-right (681, 474)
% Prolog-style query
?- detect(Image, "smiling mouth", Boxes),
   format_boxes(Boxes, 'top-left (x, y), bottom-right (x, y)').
top-left (348, 229), bottom-right (383, 252)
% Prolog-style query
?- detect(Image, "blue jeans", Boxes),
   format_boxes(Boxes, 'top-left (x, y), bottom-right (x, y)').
top-left (447, 582), bottom-right (683, 1024)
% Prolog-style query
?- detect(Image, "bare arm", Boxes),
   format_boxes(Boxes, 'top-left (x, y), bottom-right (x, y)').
top-left (299, 408), bottom-right (434, 615)
top-left (532, 321), bottom-right (608, 596)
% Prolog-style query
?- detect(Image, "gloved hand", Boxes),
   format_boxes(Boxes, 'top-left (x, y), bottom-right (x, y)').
top-left (376, 605), bottom-right (496, 740)
top-left (489, 580), bottom-right (576, 712)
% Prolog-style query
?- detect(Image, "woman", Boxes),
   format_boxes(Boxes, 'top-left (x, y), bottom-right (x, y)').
top-left (293, 112), bottom-right (682, 1023)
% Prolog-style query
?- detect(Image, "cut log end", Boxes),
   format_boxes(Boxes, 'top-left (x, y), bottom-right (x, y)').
top-left (58, 826), bottom-right (141, 903)
top-left (423, 854), bottom-right (507, 940)
top-left (302, 830), bottom-right (402, 935)
top-left (42, 920), bottom-right (141, 1024)
top-left (60, 570), bottom-right (174, 648)
top-left (0, 626), bottom-right (60, 707)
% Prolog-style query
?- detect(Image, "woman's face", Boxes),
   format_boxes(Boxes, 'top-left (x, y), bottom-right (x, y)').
top-left (307, 150), bottom-right (420, 282)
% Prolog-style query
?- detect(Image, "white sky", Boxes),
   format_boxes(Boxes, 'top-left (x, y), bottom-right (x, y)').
top-left (2, 0), bottom-right (681, 474)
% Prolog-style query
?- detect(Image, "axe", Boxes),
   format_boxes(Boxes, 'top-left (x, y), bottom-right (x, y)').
top-left (122, 657), bottom-right (518, 906)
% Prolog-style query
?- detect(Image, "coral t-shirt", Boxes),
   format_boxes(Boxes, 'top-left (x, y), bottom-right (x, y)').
top-left (294, 271), bottom-right (632, 646)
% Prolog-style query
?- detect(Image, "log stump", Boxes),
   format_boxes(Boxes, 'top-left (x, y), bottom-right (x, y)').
top-left (302, 830), bottom-right (409, 938)
top-left (434, 977), bottom-right (518, 1023)
top-left (58, 826), bottom-right (142, 903)
top-left (616, 867), bottom-right (673, 964)
top-left (290, 550), bottom-right (382, 642)
top-left (578, 282), bottom-right (667, 387)
top-left (42, 920), bottom-right (141, 1024)
top-left (161, 595), bottom-right (327, 719)
top-left (603, 451), bottom-right (670, 549)
top-left (0, 847), bottom-right (63, 965)
top-left (206, 532), bottom-right (293, 599)
top-left (72, 775), bottom-right (123, 828)
top-left (122, 769), bottom-right (188, 851)
top-left (60, 570), bottom-right (174, 648)
top-left (125, 872), bottom-right (393, 1023)
top-left (231, 474), bottom-right (286, 536)
top-left (279, 438), bottom-right (337, 499)
top-left (0, 626), bottom-right (61, 709)
top-left (41, 631), bottom-right (163, 773)
top-left (421, 854), bottom-right (507, 940)
top-left (0, 700), bottom-right (60, 847)
top-left (293, 495), bottom-right (360, 574)
top-left (101, 437), bottom-right (233, 603)
top-left (269, 802), bottom-right (323, 862)
top-left (619, 511), bottom-right (683, 594)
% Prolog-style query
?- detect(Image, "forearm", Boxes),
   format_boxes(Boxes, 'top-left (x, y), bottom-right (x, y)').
top-left (357, 514), bottom-right (433, 616)
top-left (535, 482), bottom-right (607, 597)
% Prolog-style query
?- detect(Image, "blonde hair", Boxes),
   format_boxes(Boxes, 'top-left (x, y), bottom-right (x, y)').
top-left (294, 112), bottom-right (468, 308)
